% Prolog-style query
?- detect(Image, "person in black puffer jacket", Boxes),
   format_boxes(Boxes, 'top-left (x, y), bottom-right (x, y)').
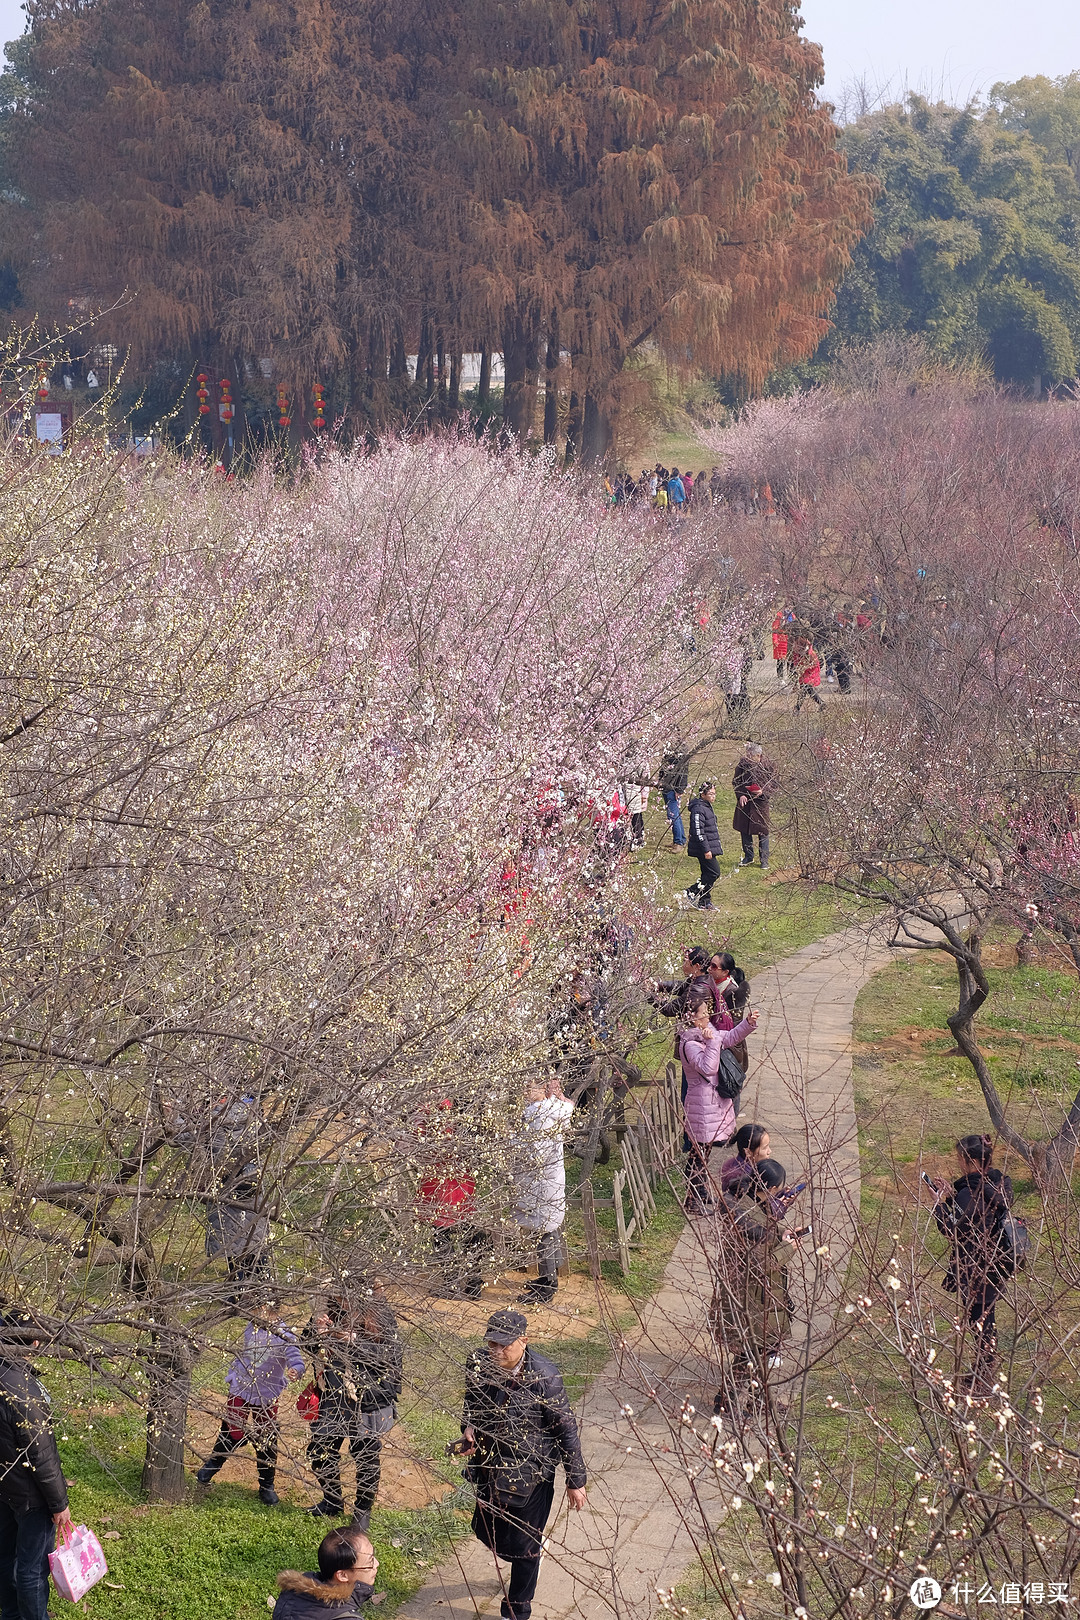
top-left (303, 1294), bottom-right (403, 1529)
top-left (932, 1134), bottom-right (1014, 1397)
top-left (460, 1310), bottom-right (586, 1620)
top-left (685, 782), bottom-right (723, 910)
top-left (273, 1526), bottom-right (377, 1618)
top-left (0, 1310), bottom-right (72, 1620)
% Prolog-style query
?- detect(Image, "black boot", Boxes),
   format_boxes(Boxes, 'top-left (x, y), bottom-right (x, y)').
top-left (351, 1506), bottom-right (372, 1532)
top-left (308, 1499), bottom-right (344, 1518)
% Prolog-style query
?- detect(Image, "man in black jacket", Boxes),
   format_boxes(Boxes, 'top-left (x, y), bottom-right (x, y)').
top-left (461, 1310), bottom-right (586, 1620)
top-left (685, 782), bottom-right (723, 910)
top-left (0, 1311), bottom-right (71, 1620)
top-left (303, 1295), bottom-right (403, 1530)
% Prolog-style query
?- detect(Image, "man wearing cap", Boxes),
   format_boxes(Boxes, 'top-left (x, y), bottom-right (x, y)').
top-left (460, 1310), bottom-right (586, 1620)
top-left (0, 1310), bottom-right (72, 1620)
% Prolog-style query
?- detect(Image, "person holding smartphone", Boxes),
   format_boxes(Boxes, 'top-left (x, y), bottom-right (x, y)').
top-left (709, 1160), bottom-right (804, 1423)
top-left (925, 1134), bottom-right (1014, 1397)
top-left (458, 1311), bottom-right (586, 1620)
top-left (679, 992), bottom-right (758, 1215)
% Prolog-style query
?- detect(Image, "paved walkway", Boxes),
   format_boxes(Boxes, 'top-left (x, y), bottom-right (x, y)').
top-left (397, 923), bottom-right (893, 1620)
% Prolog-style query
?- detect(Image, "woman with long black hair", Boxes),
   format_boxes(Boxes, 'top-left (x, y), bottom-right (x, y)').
top-left (931, 1134), bottom-right (1014, 1397)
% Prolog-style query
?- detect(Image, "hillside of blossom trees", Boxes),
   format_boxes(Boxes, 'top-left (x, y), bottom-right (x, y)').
top-left (0, 423), bottom-right (749, 1497)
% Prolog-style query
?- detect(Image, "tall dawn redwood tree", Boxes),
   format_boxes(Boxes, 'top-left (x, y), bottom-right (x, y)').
top-left (1, 0), bottom-right (870, 453)
top-left (0, 420), bottom-right (748, 1499)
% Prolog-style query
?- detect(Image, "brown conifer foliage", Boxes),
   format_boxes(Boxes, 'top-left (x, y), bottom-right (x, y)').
top-left (442, 0), bottom-right (873, 454)
top-left (6, 0), bottom-right (416, 409)
top-left (4, 0), bottom-right (870, 451)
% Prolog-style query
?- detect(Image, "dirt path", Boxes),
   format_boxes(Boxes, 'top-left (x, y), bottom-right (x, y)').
top-left (394, 923), bottom-right (892, 1620)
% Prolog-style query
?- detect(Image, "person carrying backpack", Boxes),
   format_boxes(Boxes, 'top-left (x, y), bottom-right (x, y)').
top-left (929, 1134), bottom-right (1018, 1398)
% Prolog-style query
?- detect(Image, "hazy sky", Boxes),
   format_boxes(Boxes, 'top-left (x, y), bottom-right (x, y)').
top-left (801, 0), bottom-right (1080, 106)
top-left (0, 0), bottom-right (1077, 106)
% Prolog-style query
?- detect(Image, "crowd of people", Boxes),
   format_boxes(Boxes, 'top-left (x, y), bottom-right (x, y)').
top-left (0, 683), bottom-right (1028, 1620)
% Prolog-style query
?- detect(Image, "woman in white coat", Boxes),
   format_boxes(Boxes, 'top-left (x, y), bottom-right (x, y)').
top-left (515, 1078), bottom-right (576, 1305)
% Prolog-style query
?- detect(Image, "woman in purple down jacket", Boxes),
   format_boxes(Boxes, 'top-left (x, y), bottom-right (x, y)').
top-left (679, 991), bottom-right (758, 1214)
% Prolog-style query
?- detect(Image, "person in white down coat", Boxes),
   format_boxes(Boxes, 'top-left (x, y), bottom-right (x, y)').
top-left (515, 1079), bottom-right (576, 1306)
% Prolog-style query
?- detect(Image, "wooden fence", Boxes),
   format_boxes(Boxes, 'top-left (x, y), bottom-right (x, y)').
top-left (579, 1060), bottom-right (683, 1276)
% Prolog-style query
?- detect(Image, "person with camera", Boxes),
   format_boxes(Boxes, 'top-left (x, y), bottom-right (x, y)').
top-left (457, 1310), bottom-right (586, 1620)
top-left (927, 1134), bottom-right (1015, 1397)
top-left (679, 991), bottom-right (758, 1215)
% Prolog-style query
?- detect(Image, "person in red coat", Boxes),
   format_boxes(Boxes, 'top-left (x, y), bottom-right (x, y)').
top-left (789, 634), bottom-right (823, 710)
top-left (771, 610), bottom-right (789, 679)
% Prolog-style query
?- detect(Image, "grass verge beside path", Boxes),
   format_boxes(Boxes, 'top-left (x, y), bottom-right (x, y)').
top-left (638, 732), bottom-right (859, 977)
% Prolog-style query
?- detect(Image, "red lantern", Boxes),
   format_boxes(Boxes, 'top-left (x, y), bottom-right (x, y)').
top-left (312, 381), bottom-right (326, 430)
top-left (219, 378), bottom-right (234, 423)
top-left (196, 371), bottom-right (210, 415)
top-left (277, 384), bottom-right (290, 428)
top-left (37, 364), bottom-right (49, 400)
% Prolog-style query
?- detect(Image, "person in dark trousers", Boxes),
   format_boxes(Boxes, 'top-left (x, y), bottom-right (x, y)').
top-left (685, 782), bottom-right (723, 909)
top-left (931, 1135), bottom-right (1014, 1397)
top-left (732, 743), bottom-right (776, 870)
top-left (273, 1526), bottom-right (378, 1618)
top-left (196, 1300), bottom-right (306, 1504)
top-left (460, 1310), bottom-right (587, 1620)
top-left (658, 749), bottom-right (690, 849)
top-left (304, 1293), bottom-right (403, 1529)
top-left (0, 1310), bottom-right (72, 1620)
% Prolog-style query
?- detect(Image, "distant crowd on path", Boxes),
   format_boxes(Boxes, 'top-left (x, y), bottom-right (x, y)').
top-left (604, 466), bottom-right (800, 518)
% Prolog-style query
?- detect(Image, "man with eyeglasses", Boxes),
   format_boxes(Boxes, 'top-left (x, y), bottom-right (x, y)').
top-left (273, 1526), bottom-right (379, 1617)
top-left (459, 1310), bottom-right (586, 1620)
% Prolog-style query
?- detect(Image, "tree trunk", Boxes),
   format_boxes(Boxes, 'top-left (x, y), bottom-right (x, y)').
top-left (581, 392), bottom-right (612, 464)
top-left (501, 317), bottom-right (539, 440)
top-left (449, 351), bottom-right (461, 411)
top-left (436, 336), bottom-right (446, 402)
top-left (417, 318), bottom-right (434, 396)
top-left (564, 390), bottom-right (581, 465)
top-left (477, 347), bottom-right (491, 408)
top-left (389, 328), bottom-right (408, 379)
top-left (946, 941), bottom-right (1034, 1169)
top-left (543, 331), bottom-right (559, 446)
top-left (141, 1335), bottom-right (195, 1503)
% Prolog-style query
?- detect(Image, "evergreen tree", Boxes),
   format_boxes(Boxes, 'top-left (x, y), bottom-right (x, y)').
top-left (822, 97), bottom-right (1080, 390)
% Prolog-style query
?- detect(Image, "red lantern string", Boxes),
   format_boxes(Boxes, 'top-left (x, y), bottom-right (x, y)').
top-left (219, 379), bottom-right (234, 423)
top-left (197, 371), bottom-right (210, 416)
top-left (312, 381), bottom-right (326, 431)
top-left (277, 384), bottom-right (290, 429)
top-left (37, 364), bottom-right (49, 400)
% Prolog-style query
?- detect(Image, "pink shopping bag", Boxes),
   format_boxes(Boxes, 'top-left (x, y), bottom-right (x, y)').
top-left (48, 1523), bottom-right (108, 1602)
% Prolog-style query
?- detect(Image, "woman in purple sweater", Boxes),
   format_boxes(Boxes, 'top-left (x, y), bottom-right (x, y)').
top-left (679, 992), bottom-right (758, 1214)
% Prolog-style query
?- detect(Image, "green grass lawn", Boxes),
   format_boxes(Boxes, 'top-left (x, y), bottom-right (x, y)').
top-left (634, 730), bottom-right (860, 978)
top-left (852, 942), bottom-right (1080, 1185)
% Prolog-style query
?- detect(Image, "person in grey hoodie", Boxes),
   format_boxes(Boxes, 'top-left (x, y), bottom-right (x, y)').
top-left (273, 1527), bottom-right (377, 1619)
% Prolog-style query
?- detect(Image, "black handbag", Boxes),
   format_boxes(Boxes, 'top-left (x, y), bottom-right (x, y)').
top-left (715, 1047), bottom-right (746, 1100)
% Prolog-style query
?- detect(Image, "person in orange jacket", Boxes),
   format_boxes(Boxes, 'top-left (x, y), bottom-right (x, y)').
top-left (771, 610), bottom-right (789, 680)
